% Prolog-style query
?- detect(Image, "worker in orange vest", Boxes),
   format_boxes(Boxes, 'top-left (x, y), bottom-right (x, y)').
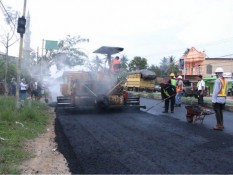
top-left (110, 56), bottom-right (121, 73)
top-left (175, 75), bottom-right (183, 107)
top-left (212, 67), bottom-right (227, 131)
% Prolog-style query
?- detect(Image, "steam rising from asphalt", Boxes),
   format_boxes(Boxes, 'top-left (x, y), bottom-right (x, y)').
top-left (24, 53), bottom-right (119, 102)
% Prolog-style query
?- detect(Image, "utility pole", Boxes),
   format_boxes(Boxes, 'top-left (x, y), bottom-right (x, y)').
top-left (16, 0), bottom-right (27, 109)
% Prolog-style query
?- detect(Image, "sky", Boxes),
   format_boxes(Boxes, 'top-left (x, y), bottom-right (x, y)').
top-left (1, 0), bottom-right (233, 66)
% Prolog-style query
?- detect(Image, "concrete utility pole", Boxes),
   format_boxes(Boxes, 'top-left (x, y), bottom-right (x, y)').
top-left (16, 0), bottom-right (27, 109)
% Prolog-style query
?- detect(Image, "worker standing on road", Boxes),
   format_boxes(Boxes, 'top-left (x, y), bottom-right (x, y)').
top-left (212, 67), bottom-right (227, 131)
top-left (168, 73), bottom-right (177, 87)
top-left (160, 82), bottom-right (176, 113)
top-left (175, 75), bottom-right (183, 107)
top-left (197, 75), bottom-right (205, 106)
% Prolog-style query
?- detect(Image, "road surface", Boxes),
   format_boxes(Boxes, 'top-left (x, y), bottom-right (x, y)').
top-left (55, 98), bottom-right (233, 174)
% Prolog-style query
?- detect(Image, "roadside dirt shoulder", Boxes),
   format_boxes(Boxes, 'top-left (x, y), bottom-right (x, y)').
top-left (19, 108), bottom-right (71, 174)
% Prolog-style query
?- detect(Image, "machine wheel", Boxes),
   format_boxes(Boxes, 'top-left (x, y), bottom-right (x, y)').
top-left (186, 114), bottom-right (193, 123)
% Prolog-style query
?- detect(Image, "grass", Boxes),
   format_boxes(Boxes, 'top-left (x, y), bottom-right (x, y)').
top-left (0, 96), bottom-right (51, 174)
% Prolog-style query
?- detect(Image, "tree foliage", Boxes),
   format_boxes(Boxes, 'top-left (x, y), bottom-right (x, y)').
top-left (148, 64), bottom-right (162, 76)
top-left (86, 55), bottom-right (103, 72)
top-left (159, 56), bottom-right (180, 76)
top-left (1, 6), bottom-right (19, 47)
top-left (159, 57), bottom-right (168, 75)
top-left (120, 55), bottom-right (129, 71)
top-left (0, 58), bottom-right (16, 82)
top-left (43, 35), bottom-right (89, 70)
top-left (3, 7), bottom-right (19, 26)
top-left (128, 56), bottom-right (148, 71)
top-left (184, 48), bottom-right (190, 55)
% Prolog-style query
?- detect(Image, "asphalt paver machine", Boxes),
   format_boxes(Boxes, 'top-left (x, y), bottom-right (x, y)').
top-left (56, 46), bottom-right (146, 111)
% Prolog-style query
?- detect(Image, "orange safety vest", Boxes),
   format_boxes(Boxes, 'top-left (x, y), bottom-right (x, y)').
top-left (218, 78), bottom-right (227, 97)
top-left (176, 80), bottom-right (183, 92)
top-left (111, 59), bottom-right (121, 72)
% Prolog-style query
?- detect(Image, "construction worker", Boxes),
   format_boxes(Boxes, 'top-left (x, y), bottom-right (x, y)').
top-left (197, 75), bottom-right (205, 106)
top-left (160, 81), bottom-right (176, 113)
top-left (212, 67), bottom-right (227, 131)
top-left (168, 73), bottom-right (177, 87)
top-left (110, 56), bottom-right (121, 73)
top-left (175, 75), bottom-right (183, 107)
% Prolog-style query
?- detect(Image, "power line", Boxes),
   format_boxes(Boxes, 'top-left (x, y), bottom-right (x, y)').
top-left (0, 0), bottom-right (16, 30)
top-left (0, 0), bottom-right (20, 49)
top-left (217, 54), bottom-right (233, 58)
top-left (152, 37), bottom-right (233, 59)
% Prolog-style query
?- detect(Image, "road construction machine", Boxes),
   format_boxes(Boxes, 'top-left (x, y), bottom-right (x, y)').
top-left (56, 46), bottom-right (146, 111)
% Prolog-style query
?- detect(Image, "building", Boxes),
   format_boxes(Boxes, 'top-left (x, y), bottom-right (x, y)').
top-left (180, 47), bottom-right (233, 95)
top-left (182, 47), bottom-right (233, 78)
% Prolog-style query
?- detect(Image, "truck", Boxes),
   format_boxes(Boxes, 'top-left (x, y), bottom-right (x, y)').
top-left (126, 69), bottom-right (156, 92)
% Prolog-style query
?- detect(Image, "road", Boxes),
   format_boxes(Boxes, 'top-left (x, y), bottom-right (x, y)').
top-left (55, 98), bottom-right (233, 174)
top-left (140, 97), bottom-right (233, 135)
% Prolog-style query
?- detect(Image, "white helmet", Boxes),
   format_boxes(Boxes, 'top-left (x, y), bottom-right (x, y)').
top-left (178, 75), bottom-right (182, 79)
top-left (215, 67), bottom-right (224, 73)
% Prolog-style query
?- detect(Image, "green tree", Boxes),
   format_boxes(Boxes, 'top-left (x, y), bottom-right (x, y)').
top-left (159, 56), bottom-right (180, 76)
top-left (148, 64), bottom-right (162, 76)
top-left (167, 56), bottom-right (180, 75)
top-left (159, 57), bottom-right (168, 76)
top-left (0, 58), bottom-right (16, 82)
top-left (1, 6), bottom-right (19, 93)
top-left (184, 48), bottom-right (190, 55)
top-left (117, 55), bottom-right (129, 81)
top-left (86, 55), bottom-right (103, 72)
top-left (120, 54), bottom-right (129, 71)
top-left (128, 56), bottom-right (148, 71)
top-left (43, 35), bottom-right (89, 71)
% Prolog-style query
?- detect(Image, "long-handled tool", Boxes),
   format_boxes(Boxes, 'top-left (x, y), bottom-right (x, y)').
top-left (107, 79), bottom-right (125, 95)
top-left (145, 94), bottom-right (176, 112)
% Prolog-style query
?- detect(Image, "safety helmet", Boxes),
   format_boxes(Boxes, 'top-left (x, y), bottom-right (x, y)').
top-left (170, 73), bottom-right (175, 77)
top-left (178, 75), bottom-right (182, 79)
top-left (215, 67), bottom-right (224, 73)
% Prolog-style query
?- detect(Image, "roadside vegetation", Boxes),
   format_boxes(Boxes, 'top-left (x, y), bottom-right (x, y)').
top-left (0, 96), bottom-right (50, 174)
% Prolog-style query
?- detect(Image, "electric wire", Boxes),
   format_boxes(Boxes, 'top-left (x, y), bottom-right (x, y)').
top-left (0, 0), bottom-right (15, 32)
top-left (0, 0), bottom-right (20, 49)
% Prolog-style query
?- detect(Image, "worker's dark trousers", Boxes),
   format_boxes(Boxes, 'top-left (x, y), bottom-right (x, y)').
top-left (212, 103), bottom-right (225, 125)
top-left (197, 90), bottom-right (204, 106)
top-left (164, 96), bottom-right (175, 112)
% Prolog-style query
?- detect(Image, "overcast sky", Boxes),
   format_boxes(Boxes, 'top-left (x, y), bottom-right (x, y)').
top-left (1, 0), bottom-right (233, 66)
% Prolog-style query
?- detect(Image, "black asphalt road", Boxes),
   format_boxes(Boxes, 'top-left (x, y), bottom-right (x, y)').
top-left (55, 107), bottom-right (233, 174)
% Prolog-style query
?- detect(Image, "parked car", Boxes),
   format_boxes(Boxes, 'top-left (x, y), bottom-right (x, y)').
top-left (154, 85), bottom-right (161, 92)
top-left (182, 80), bottom-right (207, 97)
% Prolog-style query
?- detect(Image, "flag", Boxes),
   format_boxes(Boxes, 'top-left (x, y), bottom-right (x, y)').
top-left (45, 40), bottom-right (58, 50)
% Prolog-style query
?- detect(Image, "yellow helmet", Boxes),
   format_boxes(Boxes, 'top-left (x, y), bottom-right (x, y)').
top-left (170, 73), bottom-right (175, 77)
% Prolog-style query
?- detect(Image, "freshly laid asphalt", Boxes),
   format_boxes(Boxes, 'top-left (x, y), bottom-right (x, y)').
top-left (55, 97), bottom-right (233, 174)
top-left (140, 97), bottom-right (233, 135)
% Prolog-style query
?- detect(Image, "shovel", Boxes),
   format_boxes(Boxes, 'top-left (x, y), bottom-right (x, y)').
top-left (145, 94), bottom-right (176, 112)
